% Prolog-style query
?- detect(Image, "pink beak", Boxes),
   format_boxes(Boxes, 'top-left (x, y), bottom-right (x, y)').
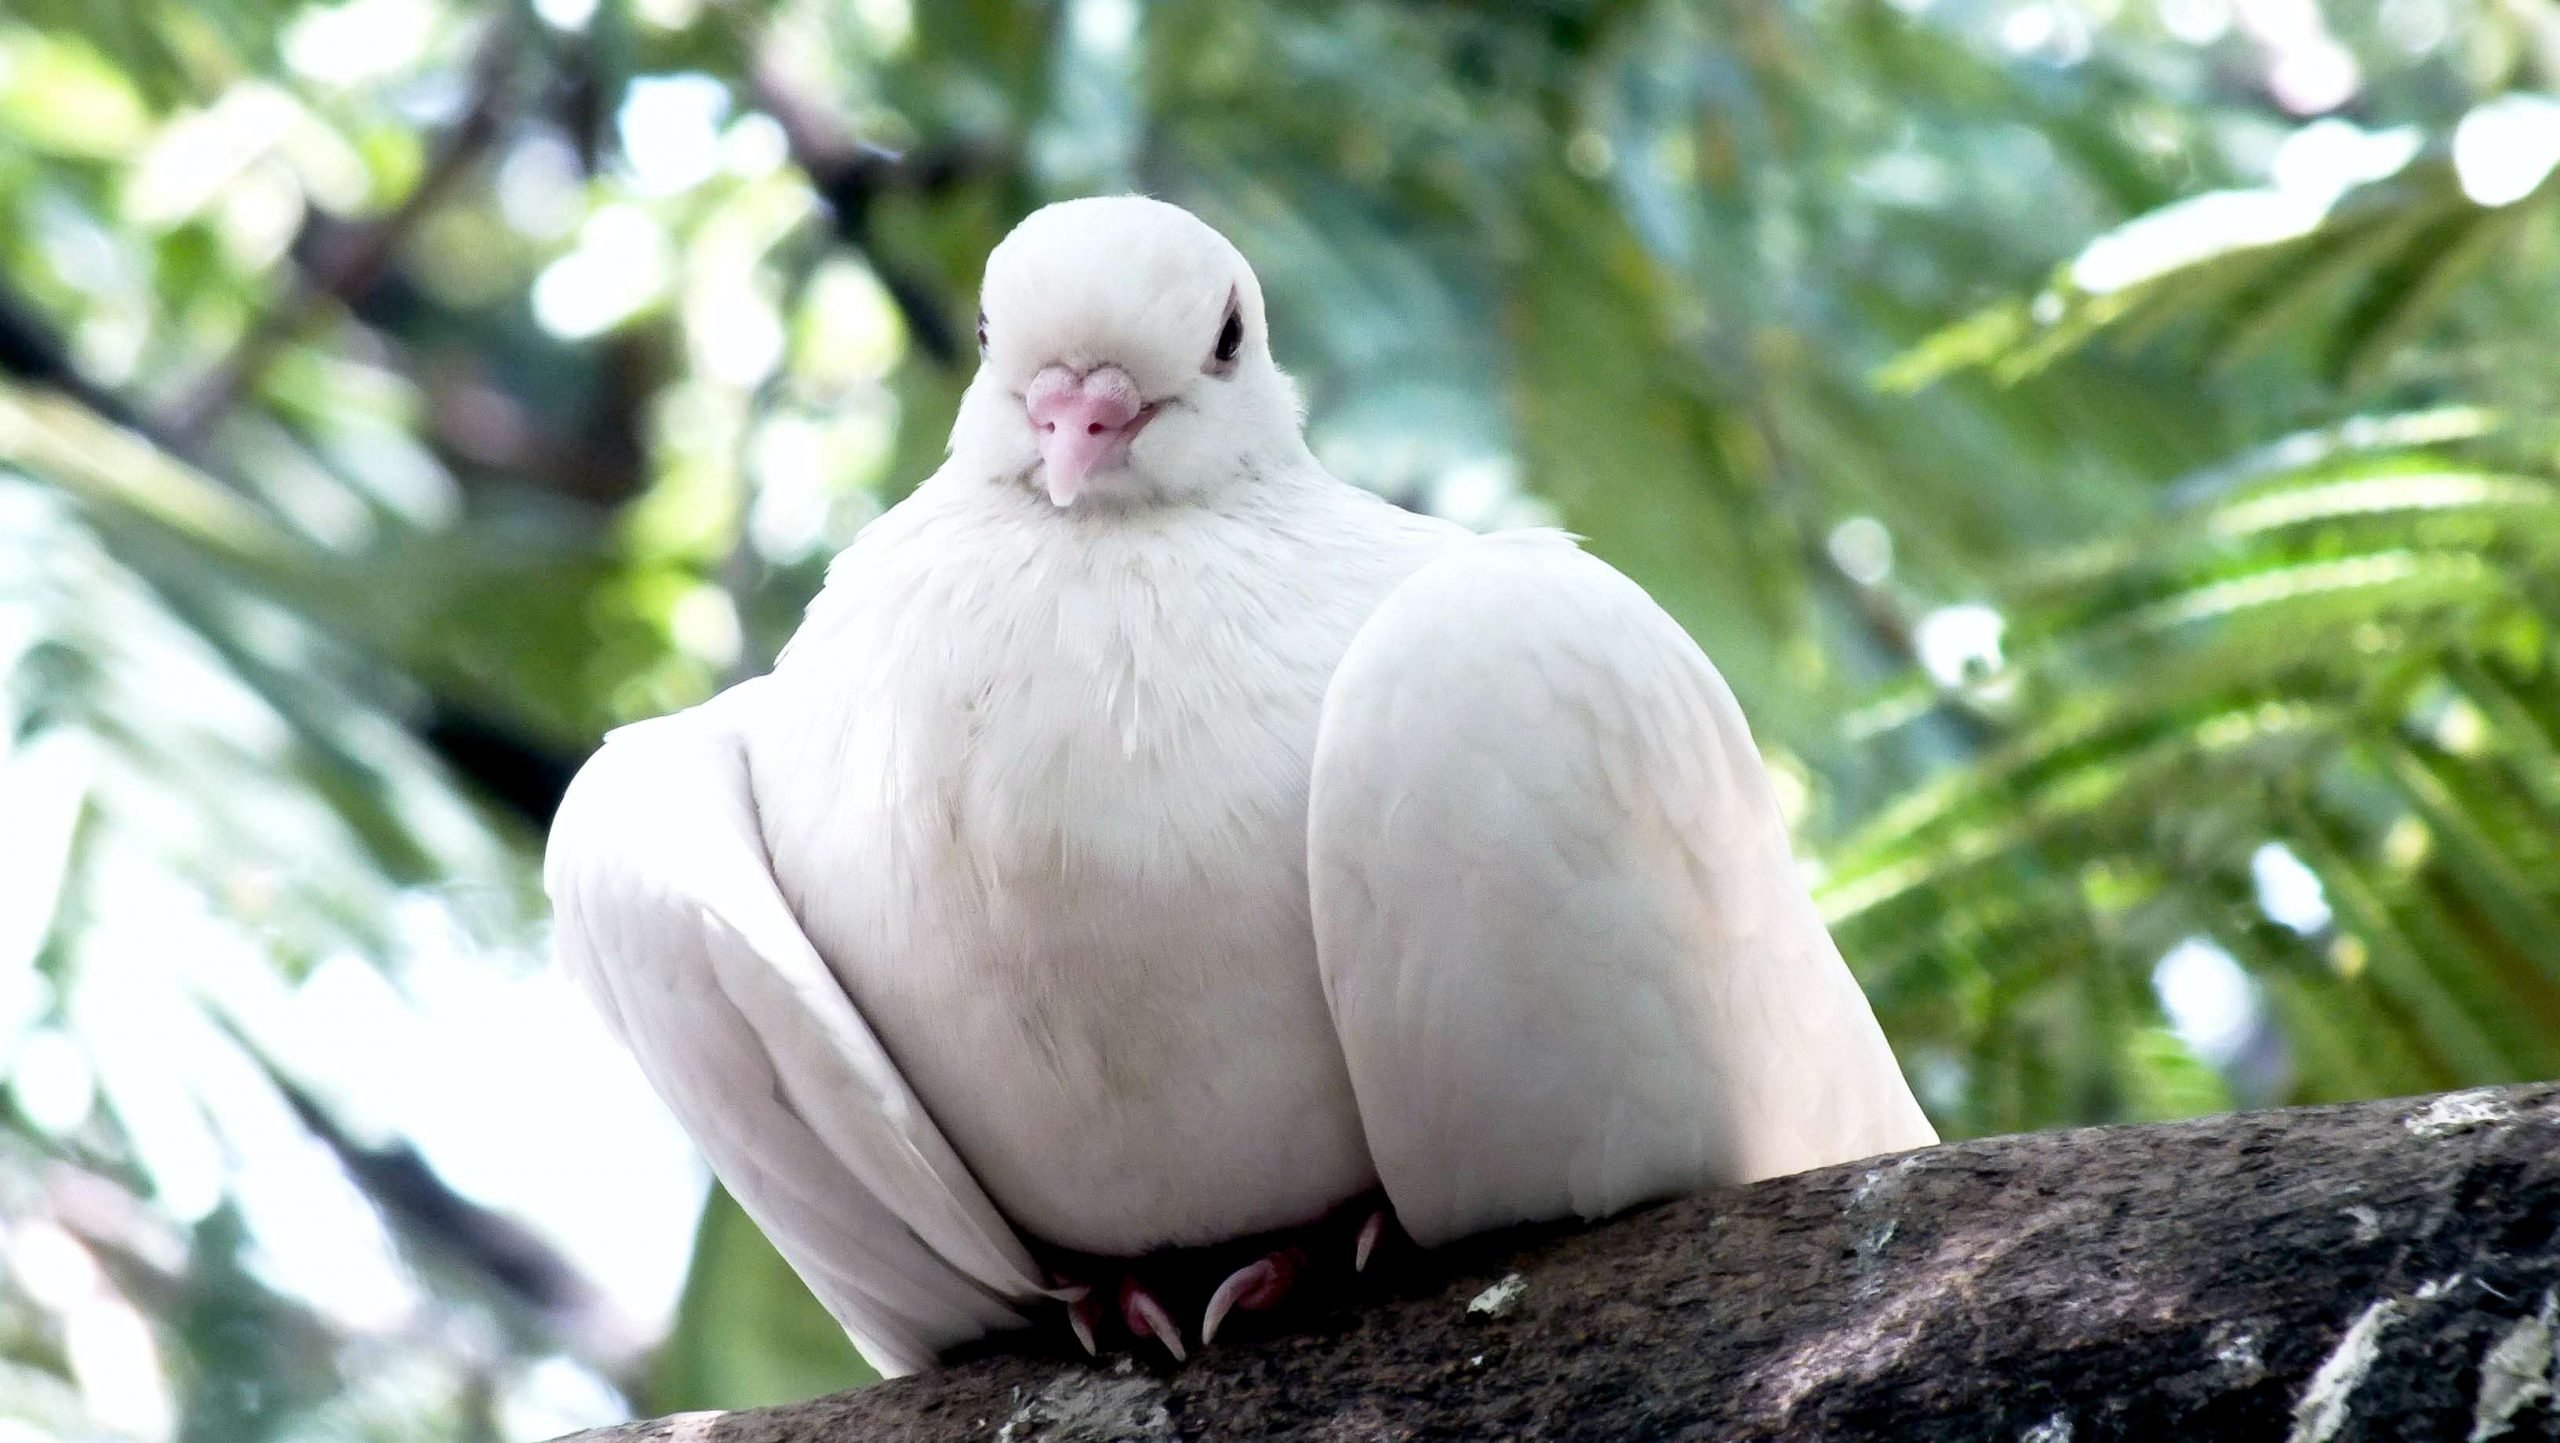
top-left (1025, 365), bottom-right (1155, 506)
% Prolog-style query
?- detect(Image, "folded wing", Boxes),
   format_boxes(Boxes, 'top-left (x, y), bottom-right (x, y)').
top-left (544, 681), bottom-right (1045, 1375)
top-left (1308, 533), bottom-right (1935, 1246)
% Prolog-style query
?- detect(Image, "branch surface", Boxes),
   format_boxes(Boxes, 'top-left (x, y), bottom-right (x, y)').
top-left (564, 1084), bottom-right (2560, 1441)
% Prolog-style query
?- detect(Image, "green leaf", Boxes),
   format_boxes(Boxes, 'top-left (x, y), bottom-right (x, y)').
top-left (2118, 1025), bottom-right (2233, 1122)
top-left (650, 1186), bottom-right (877, 1413)
top-left (1505, 168), bottom-right (1807, 721)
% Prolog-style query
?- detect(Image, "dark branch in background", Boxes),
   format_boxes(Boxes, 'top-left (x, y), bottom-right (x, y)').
top-left (263, 1049), bottom-right (647, 1363)
top-left (0, 285), bottom-right (214, 464)
top-left (421, 699), bottom-right (584, 827)
top-left (0, 15), bottom-right (526, 483)
top-left (742, 51), bottom-right (973, 368)
top-left (563, 1083), bottom-right (2560, 1442)
top-left (9, 13), bottom-right (982, 825)
top-left (164, 20), bottom-right (522, 447)
top-left (0, 295), bottom-right (588, 828)
top-left (0, 287), bottom-right (140, 430)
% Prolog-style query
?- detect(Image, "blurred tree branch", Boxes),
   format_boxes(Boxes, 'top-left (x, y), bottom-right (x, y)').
top-left (266, 1063), bottom-right (635, 1356)
top-left (0, 286), bottom-right (150, 434)
top-left (741, 47), bottom-right (977, 367)
top-left (561, 1084), bottom-right (2560, 1441)
top-left (165, 20), bottom-right (524, 448)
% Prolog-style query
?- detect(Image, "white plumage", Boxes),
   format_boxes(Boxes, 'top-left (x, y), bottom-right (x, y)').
top-left (545, 195), bottom-right (1936, 1377)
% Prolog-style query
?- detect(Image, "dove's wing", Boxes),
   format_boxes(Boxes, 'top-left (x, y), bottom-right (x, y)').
top-left (545, 682), bottom-right (1045, 1376)
top-left (1308, 532), bottom-right (1936, 1247)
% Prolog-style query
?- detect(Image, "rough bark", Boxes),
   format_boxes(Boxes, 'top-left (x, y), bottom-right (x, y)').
top-left (563, 1084), bottom-right (2560, 1442)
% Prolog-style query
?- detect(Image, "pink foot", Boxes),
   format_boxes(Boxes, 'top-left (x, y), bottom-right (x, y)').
top-left (1121, 1277), bottom-right (1187, 1362)
top-left (1041, 1195), bottom-right (1396, 1360)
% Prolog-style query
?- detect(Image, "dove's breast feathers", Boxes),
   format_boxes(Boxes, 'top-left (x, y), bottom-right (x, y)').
top-left (740, 468), bottom-right (1460, 1254)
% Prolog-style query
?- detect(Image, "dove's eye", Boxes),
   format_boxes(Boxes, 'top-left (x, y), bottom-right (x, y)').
top-left (1208, 294), bottom-right (1243, 373)
top-left (976, 311), bottom-right (989, 356)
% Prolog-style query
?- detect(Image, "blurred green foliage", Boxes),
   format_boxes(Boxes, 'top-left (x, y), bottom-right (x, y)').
top-left (0, 0), bottom-right (2556, 1435)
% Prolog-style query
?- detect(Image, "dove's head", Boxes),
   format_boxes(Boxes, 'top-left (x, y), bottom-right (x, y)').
top-left (956, 196), bottom-right (1305, 509)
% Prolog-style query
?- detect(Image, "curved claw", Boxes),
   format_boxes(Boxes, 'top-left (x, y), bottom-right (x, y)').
top-left (1354, 1210), bottom-right (1387, 1273)
top-left (1200, 1248), bottom-right (1304, 1345)
top-left (1121, 1280), bottom-right (1187, 1362)
top-left (1066, 1291), bottom-right (1101, 1357)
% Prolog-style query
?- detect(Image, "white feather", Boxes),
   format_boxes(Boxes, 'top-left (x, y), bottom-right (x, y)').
top-left (545, 681), bottom-right (1045, 1375)
top-left (1308, 532), bottom-right (1938, 1245)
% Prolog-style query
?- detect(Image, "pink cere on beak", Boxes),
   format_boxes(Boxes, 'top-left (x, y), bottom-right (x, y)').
top-left (1025, 364), bottom-right (1155, 506)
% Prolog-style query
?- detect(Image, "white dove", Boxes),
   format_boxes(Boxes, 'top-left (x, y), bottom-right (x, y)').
top-left (545, 195), bottom-right (1936, 1378)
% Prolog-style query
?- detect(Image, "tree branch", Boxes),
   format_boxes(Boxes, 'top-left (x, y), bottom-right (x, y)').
top-left (738, 47), bottom-right (974, 367)
top-left (164, 19), bottom-right (519, 447)
top-left (560, 1083), bottom-right (2560, 1441)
